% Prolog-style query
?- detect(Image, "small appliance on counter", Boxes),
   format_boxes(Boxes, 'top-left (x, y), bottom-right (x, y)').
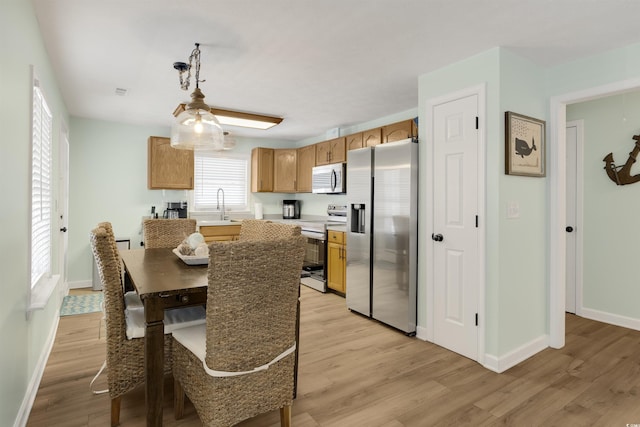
top-left (282, 200), bottom-right (300, 219)
top-left (163, 201), bottom-right (188, 219)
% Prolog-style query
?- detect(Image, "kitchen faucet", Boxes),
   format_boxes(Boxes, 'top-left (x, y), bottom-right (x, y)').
top-left (216, 188), bottom-right (225, 221)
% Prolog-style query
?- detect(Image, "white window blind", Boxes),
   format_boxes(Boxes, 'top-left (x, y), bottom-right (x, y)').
top-left (193, 152), bottom-right (249, 211)
top-left (31, 79), bottom-right (53, 289)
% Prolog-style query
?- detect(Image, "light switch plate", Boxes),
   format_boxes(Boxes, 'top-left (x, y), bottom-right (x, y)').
top-left (507, 201), bottom-right (520, 219)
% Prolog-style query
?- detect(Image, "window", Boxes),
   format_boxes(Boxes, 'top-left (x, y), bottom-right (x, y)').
top-left (193, 152), bottom-right (249, 212)
top-left (31, 74), bottom-right (53, 289)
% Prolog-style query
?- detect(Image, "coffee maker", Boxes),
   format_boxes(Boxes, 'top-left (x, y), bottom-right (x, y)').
top-left (163, 201), bottom-right (188, 219)
top-left (282, 200), bottom-right (300, 219)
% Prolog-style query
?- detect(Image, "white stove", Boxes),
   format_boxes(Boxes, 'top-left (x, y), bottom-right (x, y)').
top-left (298, 204), bottom-right (347, 293)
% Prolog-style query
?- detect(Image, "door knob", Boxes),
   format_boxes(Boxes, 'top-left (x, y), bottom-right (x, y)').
top-left (431, 233), bottom-right (444, 242)
top-left (566, 226), bottom-right (574, 232)
top-left (60, 227), bottom-right (68, 232)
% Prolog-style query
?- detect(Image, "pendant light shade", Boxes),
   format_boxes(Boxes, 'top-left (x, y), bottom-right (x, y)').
top-left (171, 88), bottom-right (224, 150)
top-left (170, 44), bottom-right (225, 151)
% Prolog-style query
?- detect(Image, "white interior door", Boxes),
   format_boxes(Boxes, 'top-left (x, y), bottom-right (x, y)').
top-left (58, 127), bottom-right (69, 286)
top-left (432, 94), bottom-right (479, 360)
top-left (565, 120), bottom-right (583, 314)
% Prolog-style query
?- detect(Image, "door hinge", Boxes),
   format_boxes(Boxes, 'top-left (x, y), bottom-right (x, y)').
top-left (475, 313), bottom-right (479, 326)
top-left (475, 116), bottom-right (479, 130)
top-left (475, 215), bottom-right (479, 228)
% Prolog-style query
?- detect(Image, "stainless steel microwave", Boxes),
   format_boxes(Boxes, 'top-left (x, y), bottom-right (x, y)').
top-left (312, 163), bottom-right (346, 194)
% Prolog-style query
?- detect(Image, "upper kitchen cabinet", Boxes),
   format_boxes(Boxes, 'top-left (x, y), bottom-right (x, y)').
top-left (296, 144), bottom-right (316, 193)
top-left (346, 132), bottom-right (363, 151)
top-left (382, 119), bottom-right (417, 143)
top-left (273, 149), bottom-right (297, 193)
top-left (251, 147), bottom-right (274, 192)
top-left (363, 127), bottom-right (382, 147)
top-left (316, 137), bottom-right (346, 165)
top-left (147, 136), bottom-right (194, 189)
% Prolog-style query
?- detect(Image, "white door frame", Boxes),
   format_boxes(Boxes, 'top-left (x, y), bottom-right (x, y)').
top-left (549, 77), bottom-right (640, 348)
top-left (58, 121), bottom-right (70, 293)
top-left (424, 83), bottom-right (486, 364)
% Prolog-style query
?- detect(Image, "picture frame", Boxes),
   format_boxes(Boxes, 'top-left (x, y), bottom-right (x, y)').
top-left (505, 111), bottom-right (546, 177)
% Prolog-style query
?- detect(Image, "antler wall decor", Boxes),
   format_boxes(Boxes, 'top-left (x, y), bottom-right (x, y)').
top-left (603, 134), bottom-right (640, 185)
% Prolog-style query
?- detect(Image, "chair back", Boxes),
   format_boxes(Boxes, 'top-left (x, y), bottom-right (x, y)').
top-left (239, 220), bottom-right (301, 241)
top-left (143, 218), bottom-right (196, 249)
top-left (205, 236), bottom-right (306, 374)
top-left (90, 227), bottom-right (127, 343)
top-left (97, 221), bottom-right (121, 281)
top-left (262, 222), bottom-right (301, 240)
top-left (238, 219), bottom-right (272, 241)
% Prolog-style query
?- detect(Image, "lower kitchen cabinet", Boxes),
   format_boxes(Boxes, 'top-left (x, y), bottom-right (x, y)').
top-left (327, 230), bottom-right (346, 294)
top-left (199, 224), bottom-right (241, 243)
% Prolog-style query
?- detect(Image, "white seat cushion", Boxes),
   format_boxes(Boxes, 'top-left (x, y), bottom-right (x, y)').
top-left (172, 323), bottom-right (297, 378)
top-left (172, 323), bottom-right (207, 361)
top-left (125, 305), bottom-right (206, 340)
top-left (124, 291), bottom-right (143, 310)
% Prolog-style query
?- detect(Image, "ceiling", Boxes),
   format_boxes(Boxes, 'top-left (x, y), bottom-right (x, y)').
top-left (32, 0), bottom-right (640, 142)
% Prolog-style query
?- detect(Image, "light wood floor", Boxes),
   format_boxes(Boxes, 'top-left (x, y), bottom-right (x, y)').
top-left (27, 286), bottom-right (640, 426)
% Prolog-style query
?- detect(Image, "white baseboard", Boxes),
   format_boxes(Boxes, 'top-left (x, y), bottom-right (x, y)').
top-left (580, 307), bottom-right (640, 331)
top-left (68, 280), bottom-right (92, 289)
top-left (14, 311), bottom-right (60, 427)
top-left (415, 325), bottom-right (428, 341)
top-left (483, 334), bottom-right (549, 373)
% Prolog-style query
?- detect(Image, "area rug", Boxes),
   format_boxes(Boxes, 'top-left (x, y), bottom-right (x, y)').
top-left (60, 293), bottom-right (104, 316)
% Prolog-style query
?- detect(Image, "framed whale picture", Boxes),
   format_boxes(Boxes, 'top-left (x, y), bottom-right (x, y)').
top-left (505, 111), bottom-right (546, 177)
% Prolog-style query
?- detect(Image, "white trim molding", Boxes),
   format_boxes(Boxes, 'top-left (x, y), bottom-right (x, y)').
top-left (580, 308), bottom-right (640, 332)
top-left (14, 311), bottom-right (60, 427)
top-left (423, 83), bottom-right (487, 366)
top-left (549, 76), bottom-right (640, 349)
top-left (483, 335), bottom-right (549, 374)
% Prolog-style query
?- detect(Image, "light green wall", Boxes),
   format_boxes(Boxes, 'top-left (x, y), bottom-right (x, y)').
top-left (567, 92), bottom-right (640, 317)
top-left (0, 0), bottom-right (69, 425)
top-left (497, 50), bottom-right (548, 354)
top-left (417, 48), bottom-right (548, 357)
top-left (67, 117), bottom-right (360, 283)
top-left (68, 117), bottom-right (300, 283)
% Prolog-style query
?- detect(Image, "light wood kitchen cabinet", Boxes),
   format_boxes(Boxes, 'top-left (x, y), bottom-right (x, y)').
top-left (363, 127), bottom-right (382, 147)
top-left (346, 132), bottom-right (363, 151)
top-left (382, 119), bottom-right (417, 143)
top-left (147, 136), bottom-right (194, 189)
top-left (251, 147), bottom-right (274, 192)
top-left (296, 145), bottom-right (316, 193)
top-left (327, 230), bottom-right (346, 294)
top-left (273, 149), bottom-right (298, 193)
top-left (199, 224), bottom-right (241, 243)
top-left (316, 137), bottom-right (346, 165)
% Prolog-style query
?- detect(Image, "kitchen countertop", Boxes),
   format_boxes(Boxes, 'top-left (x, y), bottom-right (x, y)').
top-left (326, 224), bottom-right (346, 232)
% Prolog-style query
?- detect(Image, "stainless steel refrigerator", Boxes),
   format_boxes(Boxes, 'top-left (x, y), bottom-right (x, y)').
top-left (346, 138), bottom-right (418, 334)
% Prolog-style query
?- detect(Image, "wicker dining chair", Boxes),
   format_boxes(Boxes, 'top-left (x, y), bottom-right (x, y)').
top-left (142, 218), bottom-right (197, 249)
top-left (239, 220), bottom-right (301, 241)
top-left (238, 219), bottom-right (272, 241)
top-left (172, 236), bottom-right (307, 427)
top-left (90, 226), bottom-right (205, 426)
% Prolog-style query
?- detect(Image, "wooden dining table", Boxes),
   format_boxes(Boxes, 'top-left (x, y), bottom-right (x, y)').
top-left (120, 248), bottom-right (208, 427)
top-left (120, 246), bottom-right (301, 427)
